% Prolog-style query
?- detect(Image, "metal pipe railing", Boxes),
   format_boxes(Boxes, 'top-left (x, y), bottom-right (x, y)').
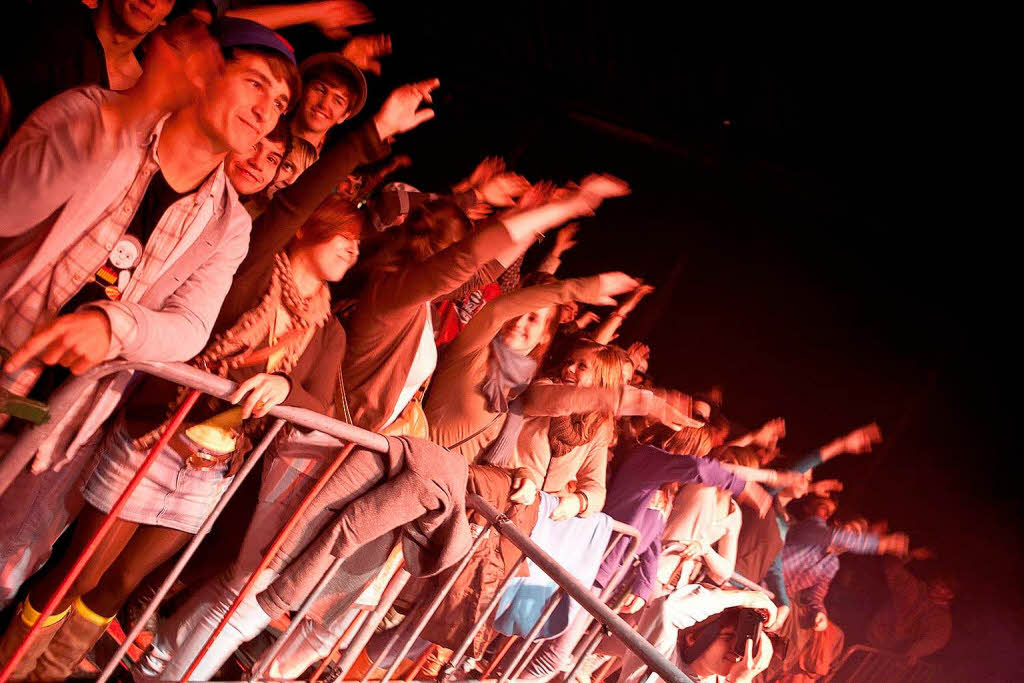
top-left (1, 360), bottom-right (772, 683)
top-left (0, 360), bottom-right (388, 497)
top-left (495, 524), bottom-right (642, 683)
top-left (178, 442), bottom-right (357, 681)
top-left (465, 495), bottom-right (691, 683)
top-left (326, 567), bottom-right (411, 681)
top-left (248, 553), bottom-right (380, 680)
top-left (309, 608), bottom-right (368, 682)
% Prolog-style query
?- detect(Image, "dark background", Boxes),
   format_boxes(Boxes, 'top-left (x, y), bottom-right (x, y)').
top-left (279, 4), bottom-right (1017, 679)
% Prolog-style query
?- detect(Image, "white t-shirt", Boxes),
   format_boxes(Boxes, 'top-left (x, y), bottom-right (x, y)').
top-left (384, 305), bottom-right (437, 428)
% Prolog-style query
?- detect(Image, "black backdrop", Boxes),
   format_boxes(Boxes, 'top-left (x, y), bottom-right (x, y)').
top-left (271, 3), bottom-right (1018, 678)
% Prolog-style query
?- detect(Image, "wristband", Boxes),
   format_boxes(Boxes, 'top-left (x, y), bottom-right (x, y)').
top-left (576, 491), bottom-right (589, 515)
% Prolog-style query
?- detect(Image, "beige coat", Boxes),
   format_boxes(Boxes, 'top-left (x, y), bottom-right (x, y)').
top-left (425, 276), bottom-right (604, 459)
top-left (511, 415), bottom-right (613, 515)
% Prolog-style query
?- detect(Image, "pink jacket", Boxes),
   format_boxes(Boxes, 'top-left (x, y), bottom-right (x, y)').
top-left (0, 86), bottom-right (251, 469)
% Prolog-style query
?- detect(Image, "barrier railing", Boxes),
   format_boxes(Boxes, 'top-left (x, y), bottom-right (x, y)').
top-left (823, 644), bottom-right (941, 683)
top-left (0, 360), bottom-right (769, 683)
top-left (285, 504), bottom-right (643, 683)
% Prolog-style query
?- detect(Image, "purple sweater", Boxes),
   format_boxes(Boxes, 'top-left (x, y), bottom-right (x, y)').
top-left (594, 445), bottom-right (747, 600)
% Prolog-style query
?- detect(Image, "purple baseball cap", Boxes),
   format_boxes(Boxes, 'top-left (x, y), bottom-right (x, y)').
top-left (212, 16), bottom-right (296, 65)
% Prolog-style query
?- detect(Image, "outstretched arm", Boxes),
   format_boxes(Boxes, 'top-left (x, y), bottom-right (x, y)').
top-left (226, 1), bottom-right (373, 40)
top-left (445, 272), bottom-right (638, 359)
top-left (591, 284), bottom-right (654, 344)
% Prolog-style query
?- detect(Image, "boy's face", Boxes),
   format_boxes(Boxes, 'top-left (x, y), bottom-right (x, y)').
top-left (111, 0), bottom-right (175, 37)
top-left (199, 52), bottom-right (292, 154)
top-left (226, 137), bottom-right (286, 196)
top-left (298, 75), bottom-right (354, 134)
top-left (269, 149), bottom-right (311, 195)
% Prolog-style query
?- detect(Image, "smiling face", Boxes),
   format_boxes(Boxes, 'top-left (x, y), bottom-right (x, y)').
top-left (501, 306), bottom-right (556, 357)
top-left (226, 136), bottom-right (286, 196)
top-left (111, 0), bottom-right (175, 37)
top-left (562, 348), bottom-right (600, 387)
top-left (295, 233), bottom-right (360, 283)
top-left (298, 75), bottom-right (354, 135)
top-left (198, 51), bottom-right (293, 154)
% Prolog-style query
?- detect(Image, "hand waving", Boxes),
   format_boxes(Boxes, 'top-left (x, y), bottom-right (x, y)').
top-left (341, 34), bottom-right (392, 75)
top-left (311, 0), bottom-right (374, 40)
top-left (590, 272), bottom-right (640, 305)
top-left (373, 79), bottom-right (440, 139)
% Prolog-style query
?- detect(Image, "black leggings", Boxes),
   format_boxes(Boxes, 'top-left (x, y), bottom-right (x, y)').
top-left (28, 504), bottom-right (191, 618)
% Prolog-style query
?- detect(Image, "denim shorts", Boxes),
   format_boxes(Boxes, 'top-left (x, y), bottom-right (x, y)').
top-left (82, 414), bottom-right (232, 533)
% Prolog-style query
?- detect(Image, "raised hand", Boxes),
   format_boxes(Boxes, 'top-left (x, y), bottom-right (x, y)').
top-left (618, 283), bottom-right (655, 316)
top-left (772, 470), bottom-right (808, 490)
top-left (464, 203), bottom-right (495, 222)
top-left (552, 223), bottom-right (580, 256)
top-left (454, 156), bottom-right (505, 193)
top-left (809, 478), bottom-right (843, 496)
top-left (574, 173), bottom-right (630, 212)
top-left (575, 311), bottom-right (600, 329)
top-left (840, 422), bottom-right (883, 454)
top-left (311, 0), bottom-right (374, 40)
top-left (754, 418), bottom-right (786, 448)
top-left (373, 79), bottom-right (440, 139)
top-left (592, 272), bottom-right (640, 305)
top-left (341, 33), bottom-right (391, 75)
top-left (477, 172), bottom-right (530, 207)
top-left (649, 395), bottom-right (705, 431)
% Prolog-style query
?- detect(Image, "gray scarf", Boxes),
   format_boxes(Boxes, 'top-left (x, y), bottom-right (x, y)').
top-left (481, 337), bottom-right (536, 414)
top-left (477, 338), bottom-right (536, 467)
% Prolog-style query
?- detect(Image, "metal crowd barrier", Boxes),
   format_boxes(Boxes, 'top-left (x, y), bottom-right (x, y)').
top-left (0, 360), bottom-right (768, 683)
top-left (823, 644), bottom-right (941, 683)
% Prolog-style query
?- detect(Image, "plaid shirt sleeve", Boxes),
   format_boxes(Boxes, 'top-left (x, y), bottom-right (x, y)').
top-left (829, 527), bottom-right (880, 555)
top-left (805, 573), bottom-right (833, 615)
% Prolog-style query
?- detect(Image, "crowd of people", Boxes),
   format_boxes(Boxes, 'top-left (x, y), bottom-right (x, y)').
top-left (0, 2), bottom-right (955, 682)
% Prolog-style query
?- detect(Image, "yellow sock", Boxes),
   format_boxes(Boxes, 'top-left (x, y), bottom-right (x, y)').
top-left (72, 598), bottom-right (115, 627)
top-left (20, 599), bottom-right (71, 628)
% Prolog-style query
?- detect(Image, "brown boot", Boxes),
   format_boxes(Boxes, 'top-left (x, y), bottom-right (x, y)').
top-left (0, 599), bottom-right (71, 680)
top-left (29, 598), bottom-right (112, 681)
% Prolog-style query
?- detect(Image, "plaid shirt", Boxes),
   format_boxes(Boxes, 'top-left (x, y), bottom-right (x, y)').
top-left (0, 115), bottom-right (216, 399)
top-left (782, 516), bottom-right (880, 614)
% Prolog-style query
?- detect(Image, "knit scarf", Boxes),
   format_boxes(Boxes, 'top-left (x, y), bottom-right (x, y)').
top-left (548, 411), bottom-right (599, 459)
top-left (134, 252), bottom-right (331, 449)
top-left (481, 337), bottom-right (537, 414)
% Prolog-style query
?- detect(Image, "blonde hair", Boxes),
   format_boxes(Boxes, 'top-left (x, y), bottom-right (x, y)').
top-left (285, 137), bottom-right (317, 176)
top-left (563, 339), bottom-right (624, 391)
